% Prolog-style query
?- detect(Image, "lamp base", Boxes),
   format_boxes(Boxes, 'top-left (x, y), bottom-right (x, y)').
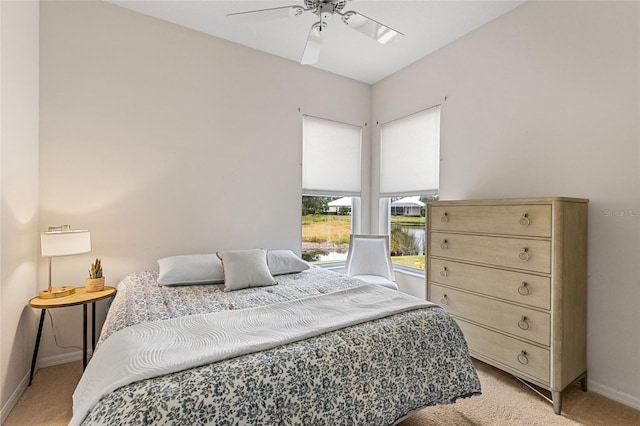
top-left (39, 286), bottom-right (76, 299)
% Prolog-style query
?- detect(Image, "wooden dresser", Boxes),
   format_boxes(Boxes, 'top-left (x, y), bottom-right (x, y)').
top-left (426, 197), bottom-right (588, 414)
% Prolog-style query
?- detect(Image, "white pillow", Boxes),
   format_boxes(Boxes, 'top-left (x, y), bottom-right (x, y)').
top-left (157, 254), bottom-right (224, 286)
top-left (267, 250), bottom-right (310, 276)
top-left (217, 249), bottom-right (277, 292)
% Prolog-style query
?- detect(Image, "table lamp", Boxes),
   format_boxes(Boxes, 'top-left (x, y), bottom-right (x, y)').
top-left (40, 225), bottom-right (91, 299)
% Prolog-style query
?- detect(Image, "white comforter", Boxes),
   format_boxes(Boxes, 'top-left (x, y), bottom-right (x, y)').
top-left (71, 284), bottom-right (430, 426)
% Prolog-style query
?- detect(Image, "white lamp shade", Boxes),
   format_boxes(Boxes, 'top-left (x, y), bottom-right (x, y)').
top-left (41, 230), bottom-right (91, 257)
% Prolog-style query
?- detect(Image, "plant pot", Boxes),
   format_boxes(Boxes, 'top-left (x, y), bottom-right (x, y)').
top-left (86, 277), bottom-right (105, 292)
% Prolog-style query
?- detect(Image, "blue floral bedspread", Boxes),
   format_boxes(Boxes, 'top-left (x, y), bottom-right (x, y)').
top-left (81, 268), bottom-right (480, 425)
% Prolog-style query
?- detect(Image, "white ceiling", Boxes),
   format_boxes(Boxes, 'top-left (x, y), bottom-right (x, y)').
top-left (107, 0), bottom-right (525, 84)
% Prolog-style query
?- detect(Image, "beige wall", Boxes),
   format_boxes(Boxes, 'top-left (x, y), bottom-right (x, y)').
top-left (0, 0), bottom-right (40, 420)
top-left (372, 0), bottom-right (640, 408)
top-left (37, 1), bottom-right (371, 361)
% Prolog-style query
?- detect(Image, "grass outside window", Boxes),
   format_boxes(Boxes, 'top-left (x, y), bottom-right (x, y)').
top-left (301, 214), bottom-right (426, 271)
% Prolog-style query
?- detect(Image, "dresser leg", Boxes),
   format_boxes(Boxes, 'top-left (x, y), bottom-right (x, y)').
top-left (552, 391), bottom-right (562, 414)
top-left (579, 372), bottom-right (588, 392)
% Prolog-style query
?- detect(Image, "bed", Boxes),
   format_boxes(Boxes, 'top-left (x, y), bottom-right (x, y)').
top-left (71, 254), bottom-right (480, 425)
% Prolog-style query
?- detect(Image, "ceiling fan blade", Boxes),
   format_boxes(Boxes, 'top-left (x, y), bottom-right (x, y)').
top-left (227, 6), bottom-right (305, 22)
top-left (341, 11), bottom-right (403, 45)
top-left (300, 23), bottom-right (323, 65)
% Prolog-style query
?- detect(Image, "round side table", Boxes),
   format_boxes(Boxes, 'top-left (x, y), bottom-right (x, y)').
top-left (28, 286), bottom-right (116, 385)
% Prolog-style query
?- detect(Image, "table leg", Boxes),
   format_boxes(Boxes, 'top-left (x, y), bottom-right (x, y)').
top-left (83, 304), bottom-right (87, 369)
top-left (29, 309), bottom-right (46, 386)
top-left (92, 301), bottom-right (96, 352)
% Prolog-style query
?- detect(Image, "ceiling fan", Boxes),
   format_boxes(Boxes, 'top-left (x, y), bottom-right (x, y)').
top-left (228, 0), bottom-right (404, 65)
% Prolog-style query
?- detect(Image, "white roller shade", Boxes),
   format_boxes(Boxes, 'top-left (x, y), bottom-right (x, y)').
top-left (380, 105), bottom-right (440, 196)
top-left (302, 115), bottom-right (362, 196)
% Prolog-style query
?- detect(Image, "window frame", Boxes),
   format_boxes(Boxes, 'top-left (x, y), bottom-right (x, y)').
top-left (301, 114), bottom-right (363, 267)
top-left (378, 105), bottom-right (441, 275)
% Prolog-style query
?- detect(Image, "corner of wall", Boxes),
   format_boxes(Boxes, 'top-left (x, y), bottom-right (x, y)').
top-left (0, 0), bottom-right (40, 420)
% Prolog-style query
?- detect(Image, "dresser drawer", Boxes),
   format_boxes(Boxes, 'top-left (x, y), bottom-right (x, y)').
top-left (430, 204), bottom-right (551, 237)
top-left (430, 232), bottom-right (551, 273)
top-left (430, 285), bottom-right (550, 346)
top-left (429, 259), bottom-right (551, 310)
top-left (457, 319), bottom-right (550, 384)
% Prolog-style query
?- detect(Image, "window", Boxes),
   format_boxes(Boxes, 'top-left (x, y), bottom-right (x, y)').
top-left (301, 196), bottom-right (361, 263)
top-left (302, 116), bottom-right (362, 263)
top-left (379, 105), bottom-right (441, 271)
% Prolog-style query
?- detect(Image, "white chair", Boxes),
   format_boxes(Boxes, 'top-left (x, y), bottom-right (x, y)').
top-left (344, 234), bottom-right (398, 291)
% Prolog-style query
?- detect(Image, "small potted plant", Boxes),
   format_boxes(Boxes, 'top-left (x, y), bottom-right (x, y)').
top-left (86, 258), bottom-right (105, 292)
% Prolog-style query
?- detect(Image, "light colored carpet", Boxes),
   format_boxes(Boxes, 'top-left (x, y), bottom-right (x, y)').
top-left (398, 361), bottom-right (640, 426)
top-left (5, 360), bottom-right (640, 425)
top-left (4, 361), bottom-right (82, 426)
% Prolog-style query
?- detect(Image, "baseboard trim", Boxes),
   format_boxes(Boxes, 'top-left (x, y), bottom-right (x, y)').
top-left (0, 372), bottom-right (29, 424)
top-left (589, 379), bottom-right (640, 411)
top-left (38, 350), bottom-right (85, 368)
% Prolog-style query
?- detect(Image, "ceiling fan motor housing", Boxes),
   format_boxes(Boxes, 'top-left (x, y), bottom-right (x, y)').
top-left (306, 0), bottom-right (347, 20)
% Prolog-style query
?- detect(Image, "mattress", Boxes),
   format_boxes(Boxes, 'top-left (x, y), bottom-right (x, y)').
top-left (76, 267), bottom-right (481, 425)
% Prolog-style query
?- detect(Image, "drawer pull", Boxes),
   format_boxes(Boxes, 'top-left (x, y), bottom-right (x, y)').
top-left (440, 212), bottom-right (449, 223)
top-left (439, 267), bottom-right (448, 278)
top-left (518, 282), bottom-right (530, 295)
top-left (519, 214), bottom-right (531, 227)
top-left (440, 294), bottom-right (448, 305)
top-left (517, 351), bottom-right (529, 365)
top-left (518, 316), bottom-right (530, 330)
top-left (440, 240), bottom-right (449, 250)
top-left (518, 248), bottom-right (530, 261)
